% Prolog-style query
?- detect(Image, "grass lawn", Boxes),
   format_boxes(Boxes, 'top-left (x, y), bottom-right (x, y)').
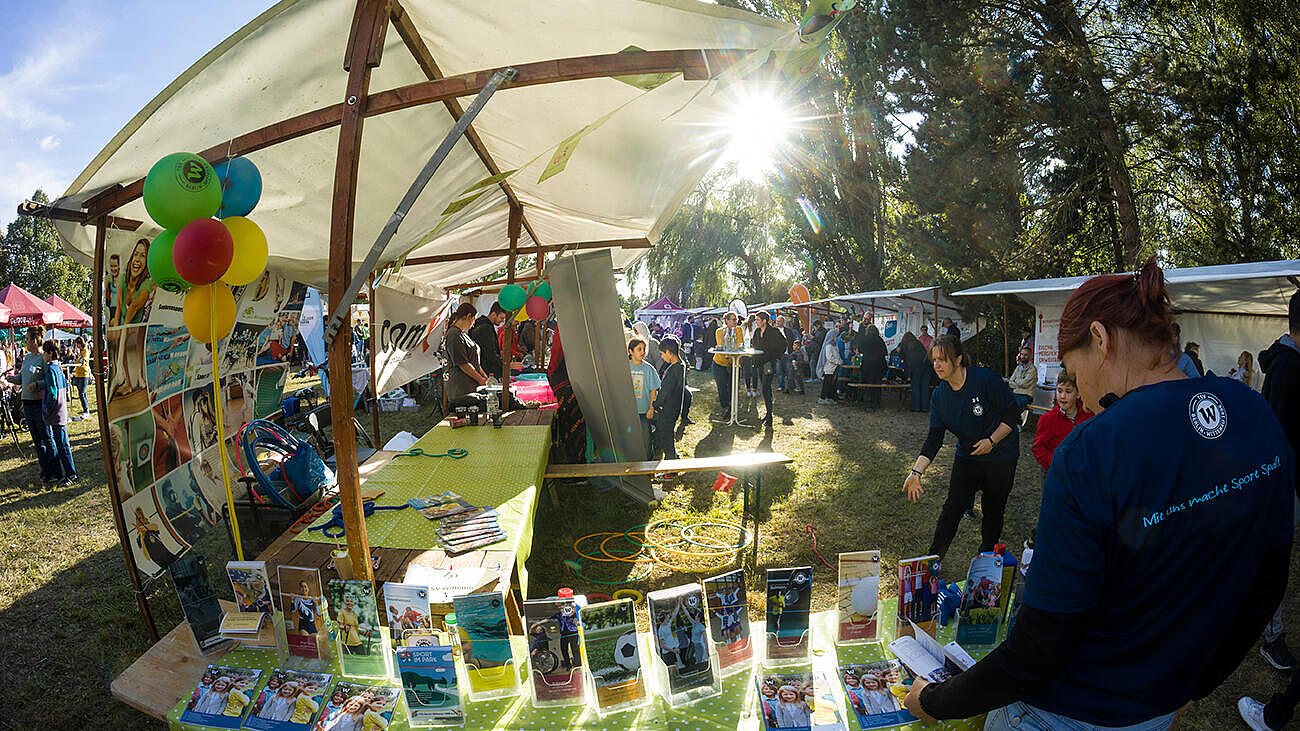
top-left (0, 371), bottom-right (1294, 728)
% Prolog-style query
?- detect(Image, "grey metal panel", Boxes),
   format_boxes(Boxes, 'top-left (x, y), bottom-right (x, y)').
top-left (548, 249), bottom-right (655, 503)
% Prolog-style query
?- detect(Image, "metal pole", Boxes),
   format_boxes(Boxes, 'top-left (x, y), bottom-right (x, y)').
top-left (1002, 297), bottom-right (1009, 375)
top-left (367, 274), bottom-right (381, 447)
top-left (322, 67), bottom-right (517, 348)
top-left (93, 220), bottom-right (159, 642)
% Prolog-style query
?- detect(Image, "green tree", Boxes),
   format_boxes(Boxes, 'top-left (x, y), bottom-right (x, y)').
top-left (1, 190), bottom-right (93, 309)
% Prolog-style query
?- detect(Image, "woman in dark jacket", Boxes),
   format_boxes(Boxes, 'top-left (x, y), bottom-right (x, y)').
top-left (900, 332), bottom-right (931, 412)
top-left (858, 325), bottom-right (889, 409)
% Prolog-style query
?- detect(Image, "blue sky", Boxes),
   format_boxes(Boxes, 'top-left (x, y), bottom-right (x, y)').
top-left (0, 0), bottom-right (275, 229)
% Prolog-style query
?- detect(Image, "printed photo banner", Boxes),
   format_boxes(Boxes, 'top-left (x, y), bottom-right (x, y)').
top-left (102, 234), bottom-right (308, 578)
top-left (372, 282), bottom-right (454, 395)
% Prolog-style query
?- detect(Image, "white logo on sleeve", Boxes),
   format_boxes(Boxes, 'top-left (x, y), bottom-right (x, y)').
top-left (1189, 392), bottom-right (1227, 439)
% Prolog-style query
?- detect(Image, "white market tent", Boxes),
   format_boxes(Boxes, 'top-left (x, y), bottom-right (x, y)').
top-left (799, 287), bottom-right (976, 346)
top-left (953, 260), bottom-right (1300, 384)
top-left (25, 0), bottom-right (805, 597)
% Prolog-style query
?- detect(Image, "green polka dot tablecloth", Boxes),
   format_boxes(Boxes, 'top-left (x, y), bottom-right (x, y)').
top-left (294, 424), bottom-right (550, 557)
top-left (167, 608), bottom-right (989, 730)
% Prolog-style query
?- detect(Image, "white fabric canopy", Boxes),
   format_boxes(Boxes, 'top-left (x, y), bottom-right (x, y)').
top-left (51, 0), bottom-right (796, 291)
top-left (952, 260), bottom-right (1300, 383)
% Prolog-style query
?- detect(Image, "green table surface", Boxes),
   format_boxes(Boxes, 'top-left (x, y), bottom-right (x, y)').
top-left (294, 424), bottom-right (549, 583)
top-left (168, 601), bottom-right (990, 731)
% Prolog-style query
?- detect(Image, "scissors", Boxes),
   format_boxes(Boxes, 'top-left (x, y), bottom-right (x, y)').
top-left (306, 500), bottom-right (409, 538)
top-left (395, 447), bottom-right (469, 459)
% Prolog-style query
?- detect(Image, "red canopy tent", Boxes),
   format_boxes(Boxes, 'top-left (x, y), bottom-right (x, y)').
top-left (44, 294), bottom-right (91, 327)
top-left (0, 304), bottom-right (9, 325)
top-left (0, 285), bottom-right (62, 328)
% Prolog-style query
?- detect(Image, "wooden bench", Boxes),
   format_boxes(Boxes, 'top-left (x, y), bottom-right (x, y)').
top-left (843, 382), bottom-right (912, 407)
top-left (545, 452), bottom-right (793, 566)
top-left (111, 409), bottom-right (551, 722)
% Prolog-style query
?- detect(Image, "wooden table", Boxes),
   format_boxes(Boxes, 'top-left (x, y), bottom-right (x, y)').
top-left (111, 409), bottom-right (553, 722)
top-left (546, 451), bottom-right (793, 566)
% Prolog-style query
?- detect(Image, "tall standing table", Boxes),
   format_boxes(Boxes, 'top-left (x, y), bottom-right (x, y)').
top-left (708, 346), bottom-right (763, 427)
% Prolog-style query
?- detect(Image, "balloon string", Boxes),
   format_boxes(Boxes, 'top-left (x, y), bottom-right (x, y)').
top-left (209, 285), bottom-right (244, 561)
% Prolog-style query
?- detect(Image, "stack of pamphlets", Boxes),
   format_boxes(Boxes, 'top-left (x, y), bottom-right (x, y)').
top-left (409, 493), bottom-right (506, 553)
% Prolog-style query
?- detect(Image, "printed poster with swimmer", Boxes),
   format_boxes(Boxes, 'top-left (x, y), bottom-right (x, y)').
top-left (105, 238), bottom-right (308, 578)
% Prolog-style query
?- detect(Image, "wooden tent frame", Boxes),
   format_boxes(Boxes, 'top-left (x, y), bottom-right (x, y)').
top-left (48, 0), bottom-right (757, 639)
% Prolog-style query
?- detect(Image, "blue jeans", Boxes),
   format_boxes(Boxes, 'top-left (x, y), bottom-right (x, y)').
top-left (985, 702), bottom-right (1174, 731)
top-left (50, 423), bottom-right (77, 480)
top-left (1013, 393), bottom-right (1033, 410)
top-left (72, 376), bottom-right (89, 413)
top-left (22, 400), bottom-right (59, 481)
top-left (777, 355), bottom-right (794, 391)
top-left (712, 361), bottom-right (732, 411)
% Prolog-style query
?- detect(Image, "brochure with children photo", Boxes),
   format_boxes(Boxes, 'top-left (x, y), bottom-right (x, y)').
top-left (887, 620), bottom-right (976, 684)
top-left (647, 584), bottom-right (717, 695)
top-left (836, 551), bottom-right (880, 644)
top-left (169, 554), bottom-right (227, 652)
top-left (523, 597), bottom-right (586, 705)
top-left (955, 552), bottom-right (1004, 647)
top-left (836, 661), bottom-right (914, 730)
top-left (180, 664), bottom-right (263, 729)
top-left (327, 579), bottom-right (387, 679)
top-left (765, 566), bottom-right (812, 662)
top-left (703, 569), bottom-right (753, 669)
top-left (896, 555), bottom-right (940, 639)
top-left (244, 669), bottom-right (333, 731)
top-left (310, 681), bottom-right (401, 731)
top-left (382, 582), bottom-right (432, 645)
top-left (755, 670), bottom-right (847, 731)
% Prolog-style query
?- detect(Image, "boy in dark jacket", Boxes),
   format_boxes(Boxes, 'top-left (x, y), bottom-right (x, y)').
top-left (654, 339), bottom-right (686, 462)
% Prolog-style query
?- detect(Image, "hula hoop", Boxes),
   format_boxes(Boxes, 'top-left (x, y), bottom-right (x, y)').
top-left (612, 589), bottom-right (644, 603)
top-left (643, 517), bottom-right (752, 558)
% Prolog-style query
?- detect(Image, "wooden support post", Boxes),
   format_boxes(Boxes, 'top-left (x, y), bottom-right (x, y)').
top-left (367, 273), bottom-right (381, 448)
top-left (1002, 296), bottom-right (1010, 376)
top-left (327, 0), bottom-right (388, 583)
top-left (94, 221), bottom-right (159, 642)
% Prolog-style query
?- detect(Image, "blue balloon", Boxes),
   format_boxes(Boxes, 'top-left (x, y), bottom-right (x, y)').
top-left (212, 156), bottom-right (262, 218)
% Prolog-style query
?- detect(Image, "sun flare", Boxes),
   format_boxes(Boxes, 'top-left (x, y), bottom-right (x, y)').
top-left (722, 91), bottom-right (794, 181)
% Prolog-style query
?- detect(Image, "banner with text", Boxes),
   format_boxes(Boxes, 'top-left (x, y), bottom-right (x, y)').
top-left (373, 283), bottom-right (455, 394)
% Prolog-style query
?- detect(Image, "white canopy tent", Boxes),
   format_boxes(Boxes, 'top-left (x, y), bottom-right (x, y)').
top-left (798, 287), bottom-right (978, 349)
top-left (45, 0), bottom-right (798, 292)
top-left (953, 260), bottom-right (1300, 386)
top-left (25, 0), bottom-right (807, 600)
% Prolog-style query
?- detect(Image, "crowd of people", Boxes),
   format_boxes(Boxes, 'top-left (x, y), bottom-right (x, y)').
top-left (4, 325), bottom-right (84, 486)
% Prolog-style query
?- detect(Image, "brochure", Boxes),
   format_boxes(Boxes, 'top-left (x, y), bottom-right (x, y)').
top-left (836, 551), bottom-right (880, 644)
top-left (887, 620), bottom-right (976, 683)
top-left (277, 566), bottom-right (327, 662)
top-left (169, 554), bottom-right (228, 651)
top-left (382, 582), bottom-right (433, 645)
top-left (309, 681), bottom-right (400, 731)
top-left (765, 566), bottom-right (813, 661)
top-left (523, 597), bottom-right (586, 704)
top-left (896, 555), bottom-right (940, 638)
top-left (703, 569), bottom-right (753, 668)
top-left (580, 599), bottom-right (647, 710)
top-left (327, 579), bottom-right (387, 678)
top-left (646, 584), bottom-right (717, 695)
top-left (243, 669), bottom-right (332, 731)
top-left (179, 664), bottom-right (263, 729)
top-left (836, 660), bottom-right (914, 730)
top-left (396, 636), bottom-right (464, 725)
top-left (955, 552), bottom-right (1003, 647)
top-left (452, 591), bottom-right (519, 696)
top-left (227, 561), bottom-right (273, 613)
top-left (755, 670), bottom-right (847, 731)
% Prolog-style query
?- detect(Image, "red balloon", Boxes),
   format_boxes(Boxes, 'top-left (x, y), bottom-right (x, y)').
top-left (172, 217), bottom-right (234, 285)
top-left (525, 294), bottom-right (550, 321)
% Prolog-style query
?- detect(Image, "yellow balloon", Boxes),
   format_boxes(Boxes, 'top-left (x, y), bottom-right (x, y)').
top-left (183, 283), bottom-right (237, 343)
top-left (515, 308), bottom-right (529, 322)
top-left (220, 216), bottom-right (269, 286)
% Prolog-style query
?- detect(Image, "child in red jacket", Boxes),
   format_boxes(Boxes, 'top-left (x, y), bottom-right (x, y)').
top-left (1031, 368), bottom-right (1094, 470)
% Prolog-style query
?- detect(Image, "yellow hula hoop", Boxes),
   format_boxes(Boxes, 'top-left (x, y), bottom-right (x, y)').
top-left (612, 589), bottom-right (644, 603)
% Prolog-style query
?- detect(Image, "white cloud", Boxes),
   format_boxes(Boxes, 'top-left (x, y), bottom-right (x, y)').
top-left (37, 134), bottom-right (61, 151)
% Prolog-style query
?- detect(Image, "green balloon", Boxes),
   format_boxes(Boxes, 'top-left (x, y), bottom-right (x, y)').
top-left (533, 281), bottom-right (552, 301)
top-left (498, 283), bottom-right (527, 311)
top-left (145, 229), bottom-right (190, 293)
top-left (143, 152), bottom-right (223, 230)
